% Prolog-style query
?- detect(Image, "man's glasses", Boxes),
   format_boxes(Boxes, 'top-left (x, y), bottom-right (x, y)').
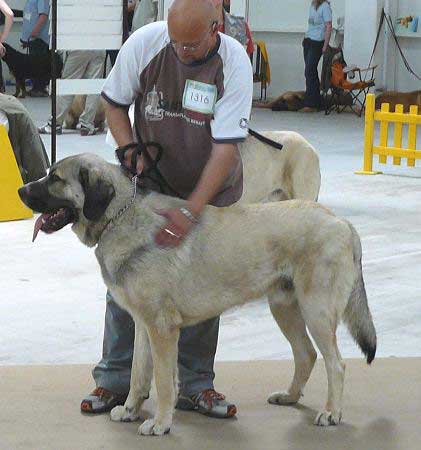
top-left (170, 21), bottom-right (218, 53)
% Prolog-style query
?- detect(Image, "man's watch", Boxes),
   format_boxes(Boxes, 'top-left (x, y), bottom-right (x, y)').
top-left (179, 207), bottom-right (200, 224)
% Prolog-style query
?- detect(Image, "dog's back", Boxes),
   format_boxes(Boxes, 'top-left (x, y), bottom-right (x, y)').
top-left (2, 43), bottom-right (58, 79)
top-left (375, 90), bottom-right (421, 113)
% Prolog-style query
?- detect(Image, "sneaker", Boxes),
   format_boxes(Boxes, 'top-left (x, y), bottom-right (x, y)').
top-left (80, 125), bottom-right (98, 136)
top-left (176, 389), bottom-right (237, 418)
top-left (38, 123), bottom-right (63, 135)
top-left (80, 387), bottom-right (128, 414)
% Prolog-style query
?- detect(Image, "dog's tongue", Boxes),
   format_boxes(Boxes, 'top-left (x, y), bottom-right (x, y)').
top-left (32, 214), bottom-right (48, 242)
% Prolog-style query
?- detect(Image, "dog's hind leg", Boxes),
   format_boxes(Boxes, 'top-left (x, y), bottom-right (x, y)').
top-left (111, 321), bottom-right (153, 423)
top-left (138, 325), bottom-right (179, 436)
top-left (298, 298), bottom-right (345, 426)
top-left (267, 291), bottom-right (317, 405)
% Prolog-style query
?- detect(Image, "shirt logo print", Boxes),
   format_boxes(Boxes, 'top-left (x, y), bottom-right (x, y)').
top-left (145, 85), bottom-right (165, 121)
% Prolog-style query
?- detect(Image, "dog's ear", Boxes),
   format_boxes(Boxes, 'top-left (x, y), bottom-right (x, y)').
top-left (79, 167), bottom-right (115, 222)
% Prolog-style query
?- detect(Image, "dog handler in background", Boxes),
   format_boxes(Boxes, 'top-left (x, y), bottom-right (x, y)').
top-left (300, 0), bottom-right (332, 112)
top-left (0, 0), bottom-right (14, 93)
top-left (80, 0), bottom-right (253, 419)
top-left (213, 0), bottom-right (253, 57)
top-left (21, 0), bottom-right (50, 97)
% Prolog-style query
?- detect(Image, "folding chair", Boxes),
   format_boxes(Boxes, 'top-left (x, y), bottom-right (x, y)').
top-left (321, 46), bottom-right (377, 117)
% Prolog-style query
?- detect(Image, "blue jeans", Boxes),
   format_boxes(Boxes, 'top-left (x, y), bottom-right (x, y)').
top-left (92, 291), bottom-right (220, 397)
top-left (303, 38), bottom-right (324, 108)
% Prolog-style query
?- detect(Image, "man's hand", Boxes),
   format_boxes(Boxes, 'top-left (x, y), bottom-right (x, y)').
top-left (155, 208), bottom-right (196, 248)
top-left (123, 148), bottom-right (144, 175)
top-left (0, 43), bottom-right (5, 58)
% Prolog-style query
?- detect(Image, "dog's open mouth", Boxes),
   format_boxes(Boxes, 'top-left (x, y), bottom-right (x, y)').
top-left (33, 207), bottom-right (77, 242)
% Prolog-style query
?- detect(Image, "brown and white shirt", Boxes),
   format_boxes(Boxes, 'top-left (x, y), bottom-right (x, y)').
top-left (102, 21), bottom-right (253, 206)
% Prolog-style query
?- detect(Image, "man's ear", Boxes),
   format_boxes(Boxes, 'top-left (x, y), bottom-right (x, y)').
top-left (79, 167), bottom-right (115, 222)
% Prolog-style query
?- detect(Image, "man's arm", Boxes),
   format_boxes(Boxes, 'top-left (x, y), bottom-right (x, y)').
top-left (186, 142), bottom-right (238, 217)
top-left (103, 99), bottom-right (144, 173)
top-left (323, 21), bottom-right (332, 53)
top-left (30, 13), bottom-right (48, 39)
top-left (0, 0), bottom-right (14, 46)
top-left (154, 142), bottom-right (239, 247)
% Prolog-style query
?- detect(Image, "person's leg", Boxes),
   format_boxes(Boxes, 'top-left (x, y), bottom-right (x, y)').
top-left (57, 51), bottom-right (93, 124)
top-left (107, 49), bottom-right (119, 68)
top-left (92, 291), bottom-right (134, 394)
top-left (176, 317), bottom-right (237, 418)
top-left (303, 40), bottom-right (323, 108)
top-left (177, 317), bottom-right (219, 397)
top-left (79, 51), bottom-right (106, 132)
top-left (39, 51), bottom-right (89, 133)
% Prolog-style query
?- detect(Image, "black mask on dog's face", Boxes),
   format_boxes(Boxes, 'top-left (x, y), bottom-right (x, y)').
top-left (18, 163), bottom-right (115, 241)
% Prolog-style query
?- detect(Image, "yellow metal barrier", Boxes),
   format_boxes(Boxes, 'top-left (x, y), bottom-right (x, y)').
top-left (0, 124), bottom-right (33, 221)
top-left (355, 93), bottom-right (421, 175)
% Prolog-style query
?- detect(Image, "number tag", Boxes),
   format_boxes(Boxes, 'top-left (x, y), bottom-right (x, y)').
top-left (182, 80), bottom-right (217, 114)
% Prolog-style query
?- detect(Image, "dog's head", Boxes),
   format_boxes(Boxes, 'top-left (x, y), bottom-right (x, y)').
top-left (1, 43), bottom-right (15, 61)
top-left (18, 154), bottom-right (116, 246)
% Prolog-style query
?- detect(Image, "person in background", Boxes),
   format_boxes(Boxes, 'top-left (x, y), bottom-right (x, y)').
top-left (131, 0), bottom-right (158, 32)
top-left (301, 0), bottom-right (332, 112)
top-left (0, 92), bottom-right (49, 182)
top-left (107, 0), bottom-right (137, 68)
top-left (38, 50), bottom-right (106, 136)
top-left (213, 0), bottom-right (253, 57)
top-left (0, 0), bottom-right (14, 93)
top-left (21, 0), bottom-right (50, 97)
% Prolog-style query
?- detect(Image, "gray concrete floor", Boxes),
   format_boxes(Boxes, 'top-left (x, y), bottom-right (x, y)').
top-left (0, 95), bottom-right (420, 365)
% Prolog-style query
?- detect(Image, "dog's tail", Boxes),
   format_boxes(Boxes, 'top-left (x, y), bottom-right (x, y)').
top-left (343, 223), bottom-right (377, 364)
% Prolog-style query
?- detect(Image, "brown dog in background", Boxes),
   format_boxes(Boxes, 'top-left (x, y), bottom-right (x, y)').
top-left (254, 90), bottom-right (353, 112)
top-left (64, 95), bottom-right (106, 131)
top-left (254, 91), bottom-right (306, 111)
top-left (375, 90), bottom-right (421, 113)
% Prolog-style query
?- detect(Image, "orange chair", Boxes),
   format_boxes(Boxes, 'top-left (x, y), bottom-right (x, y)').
top-left (321, 47), bottom-right (377, 117)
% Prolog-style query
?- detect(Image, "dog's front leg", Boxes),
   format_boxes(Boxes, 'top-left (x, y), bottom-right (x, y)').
top-left (138, 326), bottom-right (179, 436)
top-left (111, 321), bottom-right (153, 422)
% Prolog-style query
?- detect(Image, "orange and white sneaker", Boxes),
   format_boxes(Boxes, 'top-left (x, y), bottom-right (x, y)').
top-left (176, 389), bottom-right (237, 418)
top-left (80, 387), bottom-right (127, 414)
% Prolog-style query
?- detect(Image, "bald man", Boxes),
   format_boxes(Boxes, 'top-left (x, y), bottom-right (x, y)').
top-left (81, 0), bottom-right (253, 420)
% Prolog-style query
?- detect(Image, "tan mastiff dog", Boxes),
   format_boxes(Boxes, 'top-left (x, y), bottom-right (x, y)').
top-left (239, 130), bottom-right (320, 203)
top-left (19, 153), bottom-right (376, 436)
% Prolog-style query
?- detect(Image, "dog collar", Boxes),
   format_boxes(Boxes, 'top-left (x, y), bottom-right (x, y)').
top-left (98, 174), bottom-right (139, 244)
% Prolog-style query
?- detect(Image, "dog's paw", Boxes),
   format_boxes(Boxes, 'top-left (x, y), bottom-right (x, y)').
top-left (267, 390), bottom-right (300, 405)
top-left (110, 405), bottom-right (140, 422)
top-left (138, 418), bottom-right (170, 436)
top-left (314, 410), bottom-right (342, 426)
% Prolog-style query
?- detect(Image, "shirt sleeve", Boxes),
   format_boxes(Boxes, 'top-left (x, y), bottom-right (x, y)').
top-left (101, 31), bottom-right (145, 107)
top-left (38, 0), bottom-right (49, 15)
top-left (211, 42), bottom-right (253, 143)
top-left (322, 4), bottom-right (332, 23)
